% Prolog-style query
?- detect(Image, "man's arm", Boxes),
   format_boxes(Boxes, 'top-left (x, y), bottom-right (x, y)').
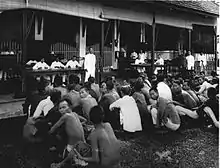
top-left (65, 61), bottom-right (71, 68)
top-left (109, 99), bottom-right (121, 110)
top-left (49, 114), bottom-right (66, 134)
top-left (197, 84), bottom-right (205, 95)
top-left (32, 63), bottom-right (39, 70)
top-left (59, 62), bottom-right (65, 68)
top-left (77, 114), bottom-right (87, 124)
top-left (44, 63), bottom-right (50, 69)
top-left (76, 133), bottom-right (100, 164)
top-left (157, 98), bottom-right (167, 126)
top-left (154, 59), bottom-right (160, 65)
top-left (76, 61), bottom-right (81, 67)
top-left (50, 62), bottom-right (55, 69)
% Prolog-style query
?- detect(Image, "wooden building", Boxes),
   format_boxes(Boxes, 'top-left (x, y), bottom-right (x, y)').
top-left (0, 0), bottom-right (218, 100)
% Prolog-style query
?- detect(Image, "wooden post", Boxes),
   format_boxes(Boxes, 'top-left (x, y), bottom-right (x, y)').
top-left (188, 29), bottom-right (191, 51)
top-left (21, 10), bottom-right (27, 93)
top-left (151, 13), bottom-right (155, 76)
top-left (79, 18), bottom-right (87, 59)
top-left (214, 26), bottom-right (217, 71)
top-left (22, 11), bottom-right (27, 64)
top-left (99, 22), bottom-right (104, 84)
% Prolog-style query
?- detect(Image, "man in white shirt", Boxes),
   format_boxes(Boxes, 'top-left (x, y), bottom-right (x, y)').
top-left (32, 96), bottom-right (54, 118)
top-left (135, 55), bottom-right (145, 73)
top-left (32, 58), bottom-right (50, 70)
top-left (65, 56), bottom-right (81, 69)
top-left (130, 50), bottom-right (138, 60)
top-left (154, 55), bottom-right (164, 75)
top-left (109, 86), bottom-right (142, 133)
top-left (186, 51), bottom-right (195, 70)
top-left (32, 89), bottom-right (61, 118)
top-left (157, 81), bottom-right (173, 101)
top-left (51, 57), bottom-right (65, 69)
top-left (84, 47), bottom-right (96, 82)
top-left (196, 76), bottom-right (217, 101)
top-left (51, 57), bottom-right (65, 83)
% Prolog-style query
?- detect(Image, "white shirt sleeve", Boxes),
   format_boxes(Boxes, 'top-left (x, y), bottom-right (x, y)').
top-left (75, 61), bottom-right (81, 67)
top-left (59, 62), bottom-right (65, 68)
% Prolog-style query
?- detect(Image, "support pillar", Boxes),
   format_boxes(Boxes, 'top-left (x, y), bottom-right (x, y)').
top-left (99, 22), bottom-right (104, 84)
top-left (214, 26), bottom-right (217, 71)
top-left (188, 29), bottom-right (191, 51)
top-left (151, 13), bottom-right (156, 76)
top-left (21, 10), bottom-right (27, 93)
top-left (113, 20), bottom-right (120, 69)
top-left (79, 18), bottom-right (87, 59)
top-left (22, 11), bottom-right (27, 64)
top-left (141, 23), bottom-right (146, 43)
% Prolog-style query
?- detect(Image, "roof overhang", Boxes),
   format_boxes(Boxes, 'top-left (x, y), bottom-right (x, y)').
top-left (0, 0), bottom-right (107, 21)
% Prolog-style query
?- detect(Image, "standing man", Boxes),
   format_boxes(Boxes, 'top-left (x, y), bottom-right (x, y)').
top-left (84, 47), bottom-right (96, 82)
top-left (178, 51), bottom-right (187, 77)
top-left (186, 51), bottom-right (195, 78)
top-left (198, 52), bottom-right (207, 73)
top-left (186, 51), bottom-right (195, 70)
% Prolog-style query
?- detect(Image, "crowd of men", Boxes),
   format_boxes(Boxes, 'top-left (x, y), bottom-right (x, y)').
top-left (22, 56), bottom-right (219, 167)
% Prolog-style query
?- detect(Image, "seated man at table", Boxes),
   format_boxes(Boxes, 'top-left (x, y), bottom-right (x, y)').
top-left (154, 55), bottom-right (164, 75)
top-left (33, 57), bottom-right (50, 70)
top-left (51, 57), bottom-right (65, 84)
top-left (65, 56), bottom-right (81, 69)
top-left (51, 57), bottom-right (65, 69)
top-left (135, 54), bottom-right (145, 73)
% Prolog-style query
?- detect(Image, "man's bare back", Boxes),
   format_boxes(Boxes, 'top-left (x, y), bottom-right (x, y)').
top-left (64, 112), bottom-right (85, 145)
top-left (91, 123), bottom-right (121, 166)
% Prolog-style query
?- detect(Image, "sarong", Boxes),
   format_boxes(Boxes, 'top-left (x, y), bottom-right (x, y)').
top-left (51, 141), bottom-right (92, 168)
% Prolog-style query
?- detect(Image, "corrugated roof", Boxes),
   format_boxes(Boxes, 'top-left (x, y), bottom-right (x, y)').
top-left (161, 1), bottom-right (219, 16)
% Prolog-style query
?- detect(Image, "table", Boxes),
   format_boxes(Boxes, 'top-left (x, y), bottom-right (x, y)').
top-left (24, 68), bottom-right (85, 77)
top-left (22, 68), bottom-right (86, 92)
top-left (130, 63), bottom-right (151, 68)
top-left (131, 63), bottom-right (167, 75)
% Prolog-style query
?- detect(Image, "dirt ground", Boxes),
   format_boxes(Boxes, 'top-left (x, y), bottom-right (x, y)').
top-left (0, 126), bottom-right (218, 168)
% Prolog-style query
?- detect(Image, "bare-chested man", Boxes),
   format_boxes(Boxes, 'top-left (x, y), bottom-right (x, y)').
top-left (49, 98), bottom-right (87, 167)
top-left (75, 105), bottom-right (121, 167)
top-left (79, 86), bottom-right (98, 120)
